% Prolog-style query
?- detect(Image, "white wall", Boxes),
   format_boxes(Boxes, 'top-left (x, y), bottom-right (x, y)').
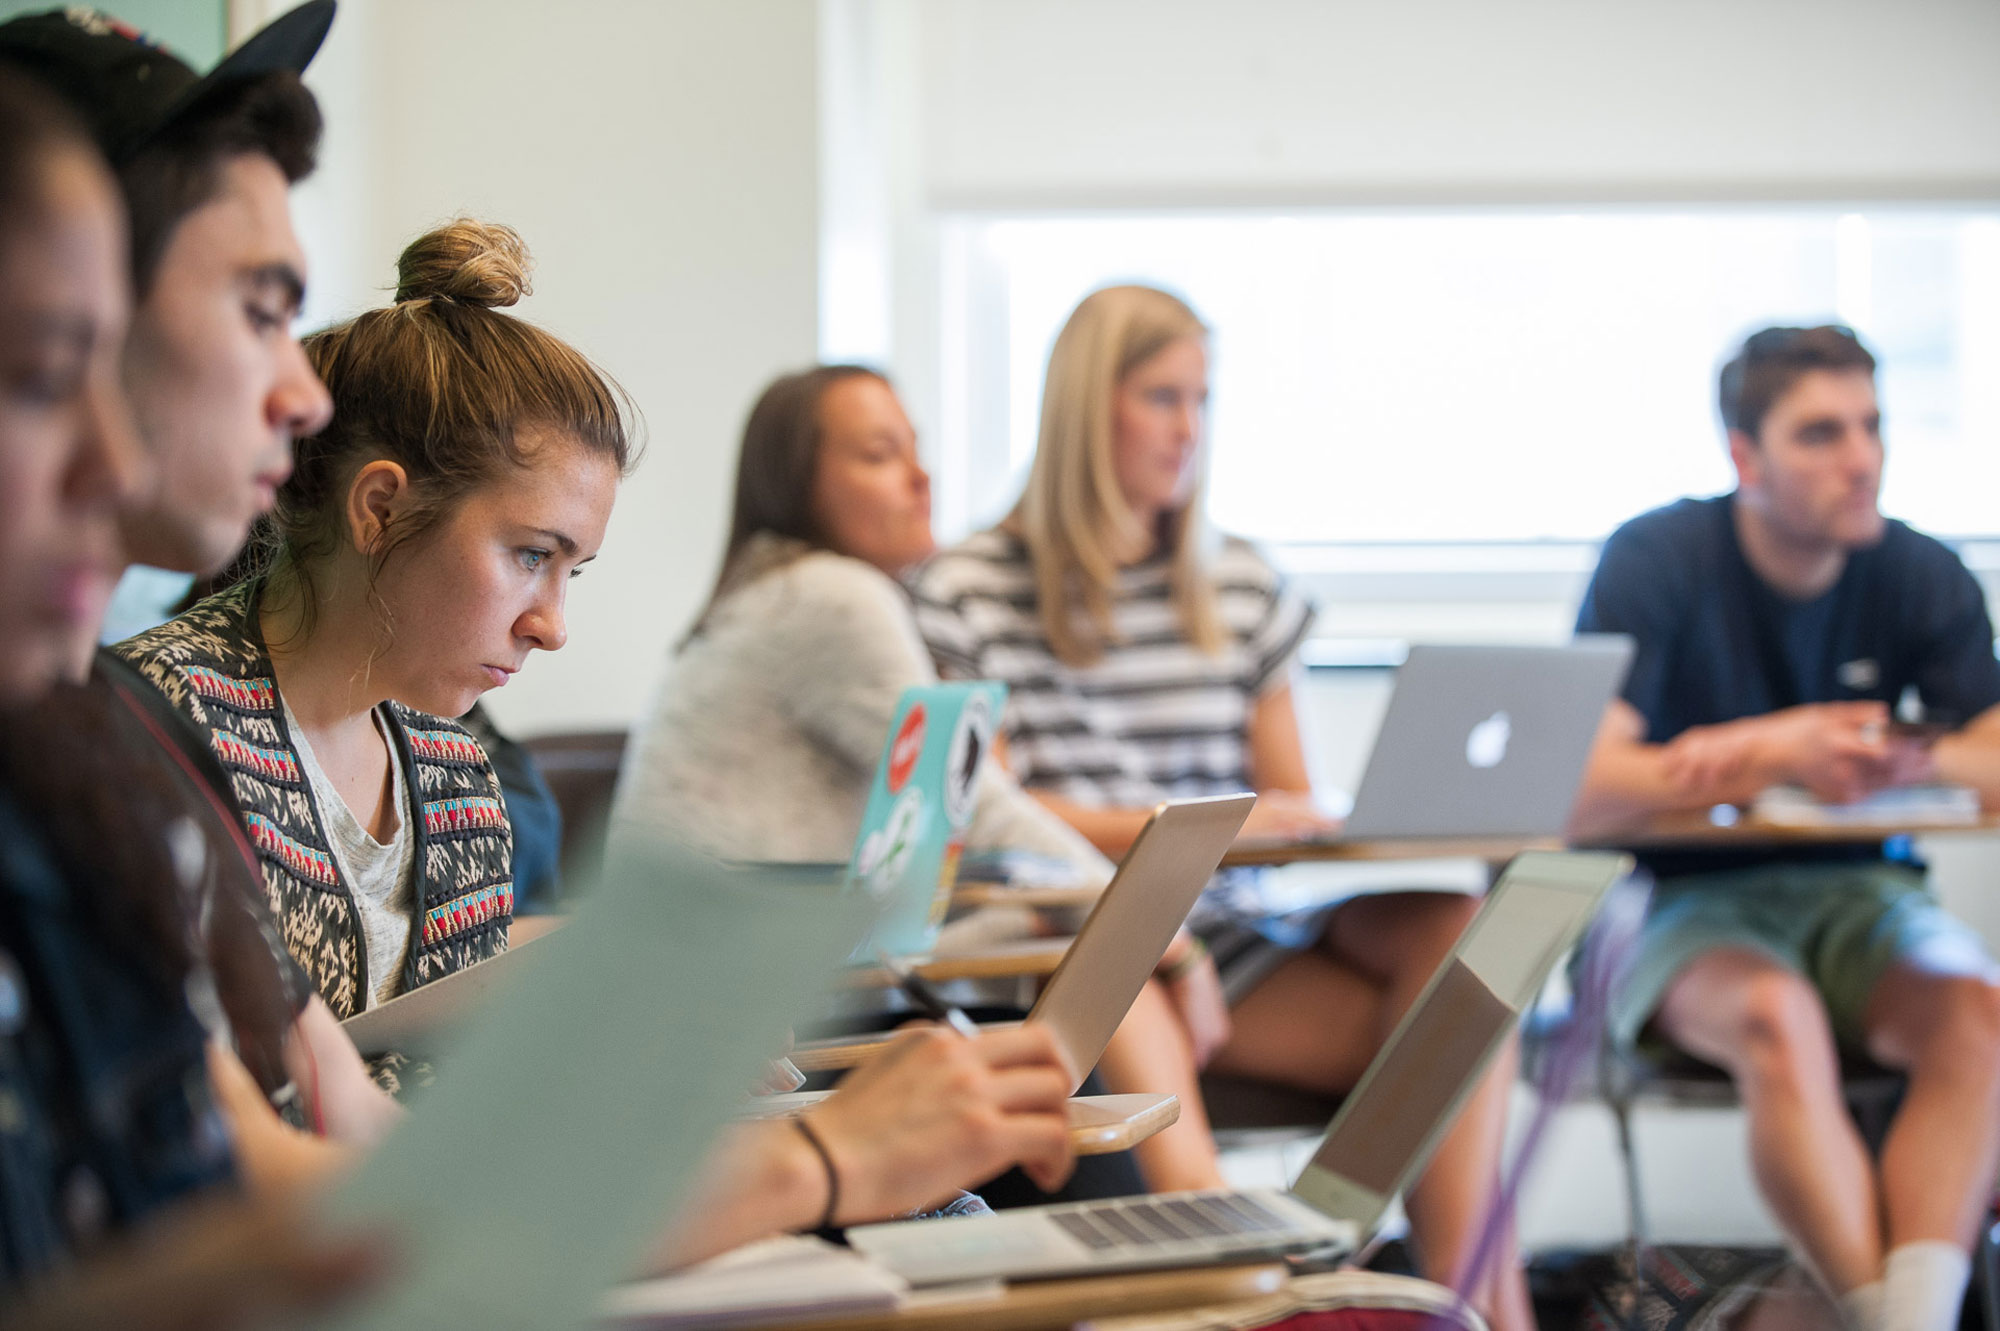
top-left (917, 0), bottom-right (2000, 206)
top-left (252, 0), bottom-right (1999, 736)
top-left (271, 0), bottom-right (823, 735)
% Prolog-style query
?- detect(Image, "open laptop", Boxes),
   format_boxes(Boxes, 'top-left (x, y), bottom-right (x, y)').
top-left (846, 849), bottom-right (1632, 1287)
top-left (783, 793), bottom-right (1255, 1082)
top-left (846, 681), bottom-right (1006, 956)
top-left (1328, 638), bottom-right (1633, 841)
top-left (1024, 793), bottom-right (1253, 1088)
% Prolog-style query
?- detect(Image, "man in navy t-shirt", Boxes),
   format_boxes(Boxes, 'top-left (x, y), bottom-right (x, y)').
top-left (1573, 325), bottom-right (2000, 1331)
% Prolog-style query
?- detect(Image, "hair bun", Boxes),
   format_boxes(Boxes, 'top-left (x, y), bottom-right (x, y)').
top-left (394, 219), bottom-right (532, 308)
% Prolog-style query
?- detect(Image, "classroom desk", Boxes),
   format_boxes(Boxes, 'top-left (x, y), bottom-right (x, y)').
top-left (951, 882), bottom-right (1101, 912)
top-left (740, 1091), bottom-right (1181, 1157)
top-left (788, 1025), bottom-right (1020, 1073)
top-left (955, 835), bottom-right (1555, 901)
top-left (840, 937), bottom-right (1075, 988)
top-left (1220, 833), bottom-right (1559, 869)
top-left (1222, 811), bottom-right (2000, 864)
top-left (1592, 808), bottom-right (2000, 852)
top-left (747, 1261), bottom-right (1289, 1331)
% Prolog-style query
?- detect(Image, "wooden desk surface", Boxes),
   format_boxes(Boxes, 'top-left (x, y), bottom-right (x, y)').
top-left (739, 1092), bottom-right (1180, 1157)
top-left (1593, 809), bottom-right (2000, 851)
top-left (952, 883), bottom-right (1103, 912)
top-left (1224, 811), bottom-right (2000, 863)
top-left (1221, 833), bottom-right (1559, 868)
top-left (842, 937), bottom-right (1074, 988)
top-left (751, 1261), bottom-right (1288, 1331)
top-left (789, 1026), bottom-right (1008, 1073)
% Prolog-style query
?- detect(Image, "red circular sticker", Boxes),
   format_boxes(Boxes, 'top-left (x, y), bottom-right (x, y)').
top-left (887, 704), bottom-right (927, 793)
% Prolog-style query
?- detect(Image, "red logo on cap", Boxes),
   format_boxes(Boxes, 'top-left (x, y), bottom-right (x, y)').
top-left (887, 704), bottom-right (926, 793)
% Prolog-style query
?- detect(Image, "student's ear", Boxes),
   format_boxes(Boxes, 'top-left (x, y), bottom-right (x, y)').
top-left (1726, 428), bottom-right (1763, 492)
top-left (345, 459), bottom-right (412, 555)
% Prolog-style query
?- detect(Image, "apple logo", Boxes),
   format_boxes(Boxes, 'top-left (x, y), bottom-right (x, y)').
top-left (1465, 711), bottom-right (1512, 769)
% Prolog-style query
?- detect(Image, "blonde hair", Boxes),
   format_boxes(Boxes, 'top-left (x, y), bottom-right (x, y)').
top-left (1010, 284), bottom-right (1222, 667)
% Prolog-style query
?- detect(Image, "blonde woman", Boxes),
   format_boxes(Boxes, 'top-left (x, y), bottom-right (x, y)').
top-left (910, 285), bottom-right (1532, 1330)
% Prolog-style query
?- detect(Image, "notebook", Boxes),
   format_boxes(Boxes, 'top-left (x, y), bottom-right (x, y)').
top-left (603, 1235), bottom-right (906, 1328)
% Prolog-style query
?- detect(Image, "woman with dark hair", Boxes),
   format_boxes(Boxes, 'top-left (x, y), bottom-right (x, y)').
top-left (614, 365), bottom-right (1233, 1192)
top-left (616, 366), bottom-right (1098, 870)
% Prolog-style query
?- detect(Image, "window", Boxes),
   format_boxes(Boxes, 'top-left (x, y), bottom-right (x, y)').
top-left (936, 208), bottom-right (2000, 549)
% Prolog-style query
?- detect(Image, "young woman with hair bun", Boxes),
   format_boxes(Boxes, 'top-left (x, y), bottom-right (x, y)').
top-left (117, 218), bottom-right (631, 1029)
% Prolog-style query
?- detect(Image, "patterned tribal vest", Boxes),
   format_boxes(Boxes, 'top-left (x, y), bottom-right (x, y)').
top-left (111, 582), bottom-right (514, 1020)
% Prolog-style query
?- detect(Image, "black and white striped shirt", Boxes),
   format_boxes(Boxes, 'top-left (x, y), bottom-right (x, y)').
top-left (910, 529), bottom-right (1313, 921)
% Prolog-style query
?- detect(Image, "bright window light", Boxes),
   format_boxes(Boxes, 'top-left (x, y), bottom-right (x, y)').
top-left (938, 209), bottom-right (2000, 546)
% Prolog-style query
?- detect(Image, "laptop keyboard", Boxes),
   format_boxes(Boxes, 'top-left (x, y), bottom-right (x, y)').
top-left (1049, 1192), bottom-right (1293, 1251)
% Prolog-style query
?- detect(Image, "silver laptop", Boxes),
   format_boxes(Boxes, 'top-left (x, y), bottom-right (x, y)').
top-left (1339, 638), bottom-right (1633, 839)
top-left (1026, 794), bottom-right (1254, 1090)
top-left (783, 794), bottom-right (1255, 1083)
top-left (845, 849), bottom-right (1631, 1287)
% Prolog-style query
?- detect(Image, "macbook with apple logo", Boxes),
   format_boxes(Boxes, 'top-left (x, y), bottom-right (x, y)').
top-left (1335, 638), bottom-right (1634, 840)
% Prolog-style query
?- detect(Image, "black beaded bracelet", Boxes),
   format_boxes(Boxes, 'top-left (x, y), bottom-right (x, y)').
top-left (793, 1117), bottom-right (840, 1230)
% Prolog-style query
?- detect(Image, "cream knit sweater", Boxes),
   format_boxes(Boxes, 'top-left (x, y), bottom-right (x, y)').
top-left (610, 546), bottom-right (1110, 886)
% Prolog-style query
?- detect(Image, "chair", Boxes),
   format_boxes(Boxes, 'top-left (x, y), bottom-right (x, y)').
top-left (520, 729), bottom-right (628, 884)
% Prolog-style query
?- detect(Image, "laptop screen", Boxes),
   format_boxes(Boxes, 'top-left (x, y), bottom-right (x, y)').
top-left (1289, 851), bottom-right (1628, 1226)
top-left (1305, 958), bottom-right (1512, 1196)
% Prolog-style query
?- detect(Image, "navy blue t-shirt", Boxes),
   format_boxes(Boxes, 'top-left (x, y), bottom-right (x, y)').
top-left (1575, 494), bottom-right (2000, 871)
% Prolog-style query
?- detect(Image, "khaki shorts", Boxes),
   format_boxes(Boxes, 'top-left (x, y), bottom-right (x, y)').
top-left (1611, 860), bottom-right (1987, 1051)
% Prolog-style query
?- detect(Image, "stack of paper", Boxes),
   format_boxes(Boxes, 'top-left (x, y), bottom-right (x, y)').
top-left (603, 1236), bottom-right (907, 1327)
top-left (1753, 784), bottom-right (1982, 828)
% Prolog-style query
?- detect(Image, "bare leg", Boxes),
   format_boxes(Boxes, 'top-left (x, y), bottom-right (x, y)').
top-left (1861, 951), bottom-right (2000, 1252)
top-left (1654, 947), bottom-right (1881, 1295)
top-left (1205, 949), bottom-right (1383, 1093)
top-left (1094, 979), bottom-right (1228, 1191)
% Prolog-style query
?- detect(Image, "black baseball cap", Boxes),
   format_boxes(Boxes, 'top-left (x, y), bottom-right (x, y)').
top-left (0, 1), bottom-right (333, 165)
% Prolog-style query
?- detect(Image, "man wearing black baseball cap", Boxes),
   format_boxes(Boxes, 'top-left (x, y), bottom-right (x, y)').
top-left (0, 1), bottom-right (336, 582)
top-left (0, 0), bottom-right (407, 1240)
top-left (0, 15), bottom-right (396, 1323)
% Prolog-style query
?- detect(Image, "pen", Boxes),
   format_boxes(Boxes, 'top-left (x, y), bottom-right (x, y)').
top-left (876, 950), bottom-right (982, 1039)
